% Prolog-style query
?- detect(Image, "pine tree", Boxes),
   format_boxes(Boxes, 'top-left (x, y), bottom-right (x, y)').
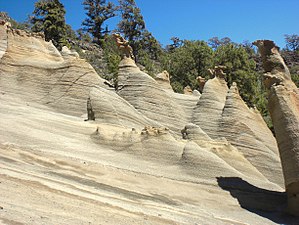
top-left (162, 40), bottom-right (214, 92)
top-left (214, 43), bottom-right (258, 106)
top-left (82, 0), bottom-right (117, 45)
top-left (31, 0), bottom-right (67, 49)
top-left (117, 0), bottom-right (145, 58)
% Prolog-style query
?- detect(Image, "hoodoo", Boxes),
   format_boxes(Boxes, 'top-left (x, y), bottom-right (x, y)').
top-left (254, 40), bottom-right (299, 216)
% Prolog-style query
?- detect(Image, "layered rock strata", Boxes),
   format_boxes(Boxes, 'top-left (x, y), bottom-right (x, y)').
top-left (0, 24), bottom-right (108, 116)
top-left (117, 58), bottom-right (190, 133)
top-left (0, 24), bottom-right (292, 223)
top-left (254, 40), bottom-right (299, 216)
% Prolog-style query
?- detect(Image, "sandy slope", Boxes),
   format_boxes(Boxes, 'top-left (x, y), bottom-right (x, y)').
top-left (0, 92), bottom-right (297, 225)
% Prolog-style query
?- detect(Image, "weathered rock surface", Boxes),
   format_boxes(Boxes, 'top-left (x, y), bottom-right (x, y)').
top-left (155, 70), bottom-right (173, 91)
top-left (192, 73), bottom-right (283, 186)
top-left (117, 58), bottom-right (190, 134)
top-left (0, 25), bottom-right (295, 224)
top-left (192, 75), bottom-right (229, 138)
top-left (0, 24), bottom-right (8, 59)
top-left (0, 25), bottom-right (108, 116)
top-left (254, 40), bottom-right (299, 216)
top-left (219, 83), bottom-right (284, 186)
top-left (89, 87), bottom-right (159, 129)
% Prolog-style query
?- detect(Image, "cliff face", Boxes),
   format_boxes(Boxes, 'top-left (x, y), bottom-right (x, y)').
top-left (254, 40), bottom-right (299, 216)
top-left (0, 25), bottom-right (294, 224)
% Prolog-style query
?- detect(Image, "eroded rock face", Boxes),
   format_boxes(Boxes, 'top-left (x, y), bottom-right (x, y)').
top-left (183, 86), bottom-right (193, 95)
top-left (0, 24), bottom-right (108, 116)
top-left (117, 58), bottom-right (190, 134)
top-left (0, 23), bottom-right (8, 59)
top-left (219, 82), bottom-right (284, 186)
top-left (254, 40), bottom-right (299, 216)
top-left (196, 76), bottom-right (206, 93)
top-left (192, 75), bottom-right (228, 139)
top-left (0, 24), bottom-right (292, 224)
top-left (155, 70), bottom-right (173, 91)
top-left (192, 73), bottom-right (283, 186)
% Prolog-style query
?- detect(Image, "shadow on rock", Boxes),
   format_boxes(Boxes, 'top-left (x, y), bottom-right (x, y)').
top-left (217, 177), bottom-right (298, 224)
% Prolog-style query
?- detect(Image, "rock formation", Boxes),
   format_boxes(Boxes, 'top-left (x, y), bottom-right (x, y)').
top-left (183, 85), bottom-right (193, 95)
top-left (0, 23), bottom-right (110, 116)
top-left (0, 23), bottom-right (295, 224)
top-left (112, 33), bottom-right (135, 60)
top-left (196, 76), bottom-right (206, 93)
top-left (0, 20), bottom-right (9, 59)
top-left (192, 67), bottom-right (229, 138)
top-left (85, 97), bottom-right (95, 121)
top-left (155, 70), bottom-right (173, 91)
top-left (254, 40), bottom-right (299, 216)
top-left (117, 57), bottom-right (191, 133)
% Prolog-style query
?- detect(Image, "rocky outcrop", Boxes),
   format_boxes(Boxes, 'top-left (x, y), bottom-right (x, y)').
top-left (0, 24), bottom-right (108, 116)
top-left (219, 82), bottom-right (284, 186)
top-left (89, 87), bottom-right (158, 129)
top-left (0, 23), bottom-right (8, 59)
top-left (155, 70), bottom-right (173, 91)
top-left (192, 75), bottom-right (228, 139)
top-left (91, 125), bottom-right (184, 162)
top-left (61, 46), bottom-right (80, 59)
top-left (183, 85), bottom-right (193, 95)
top-left (254, 40), bottom-right (299, 216)
top-left (117, 58), bottom-right (190, 134)
top-left (196, 76), bottom-right (206, 93)
top-left (192, 67), bottom-right (283, 186)
top-left (0, 24), bottom-right (293, 224)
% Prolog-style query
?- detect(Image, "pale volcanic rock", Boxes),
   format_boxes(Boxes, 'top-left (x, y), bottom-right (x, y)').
top-left (254, 39), bottom-right (299, 216)
top-left (89, 87), bottom-right (158, 129)
top-left (183, 85), bottom-right (193, 95)
top-left (181, 141), bottom-right (245, 178)
top-left (61, 46), bottom-right (80, 59)
top-left (117, 58), bottom-right (189, 134)
top-left (166, 92), bottom-right (199, 123)
top-left (91, 125), bottom-right (184, 163)
top-left (181, 123), bottom-right (211, 141)
top-left (0, 25), bottom-right (296, 224)
top-left (182, 124), bottom-right (273, 183)
top-left (219, 82), bottom-right (284, 186)
top-left (0, 24), bottom-right (8, 59)
top-left (196, 75), bottom-right (206, 93)
top-left (155, 70), bottom-right (173, 91)
top-left (0, 26), bottom-right (108, 116)
top-left (192, 76), bottom-right (282, 186)
top-left (192, 76), bottom-right (228, 139)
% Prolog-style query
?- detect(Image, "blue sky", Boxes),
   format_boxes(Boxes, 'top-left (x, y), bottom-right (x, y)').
top-left (1, 0), bottom-right (298, 48)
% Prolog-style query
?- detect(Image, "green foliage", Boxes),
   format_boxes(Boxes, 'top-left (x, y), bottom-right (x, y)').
top-left (76, 28), bottom-right (92, 43)
top-left (31, 0), bottom-right (67, 50)
top-left (117, 0), bottom-right (163, 75)
top-left (102, 34), bottom-right (121, 86)
top-left (166, 37), bottom-right (183, 52)
top-left (208, 36), bottom-right (232, 50)
top-left (162, 40), bottom-right (214, 92)
top-left (138, 30), bottom-right (162, 60)
top-left (290, 65), bottom-right (299, 87)
top-left (82, 0), bottom-right (118, 45)
top-left (0, 11), bottom-right (31, 30)
top-left (117, 0), bottom-right (145, 57)
top-left (284, 34), bottom-right (299, 51)
top-left (214, 43), bottom-right (258, 106)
